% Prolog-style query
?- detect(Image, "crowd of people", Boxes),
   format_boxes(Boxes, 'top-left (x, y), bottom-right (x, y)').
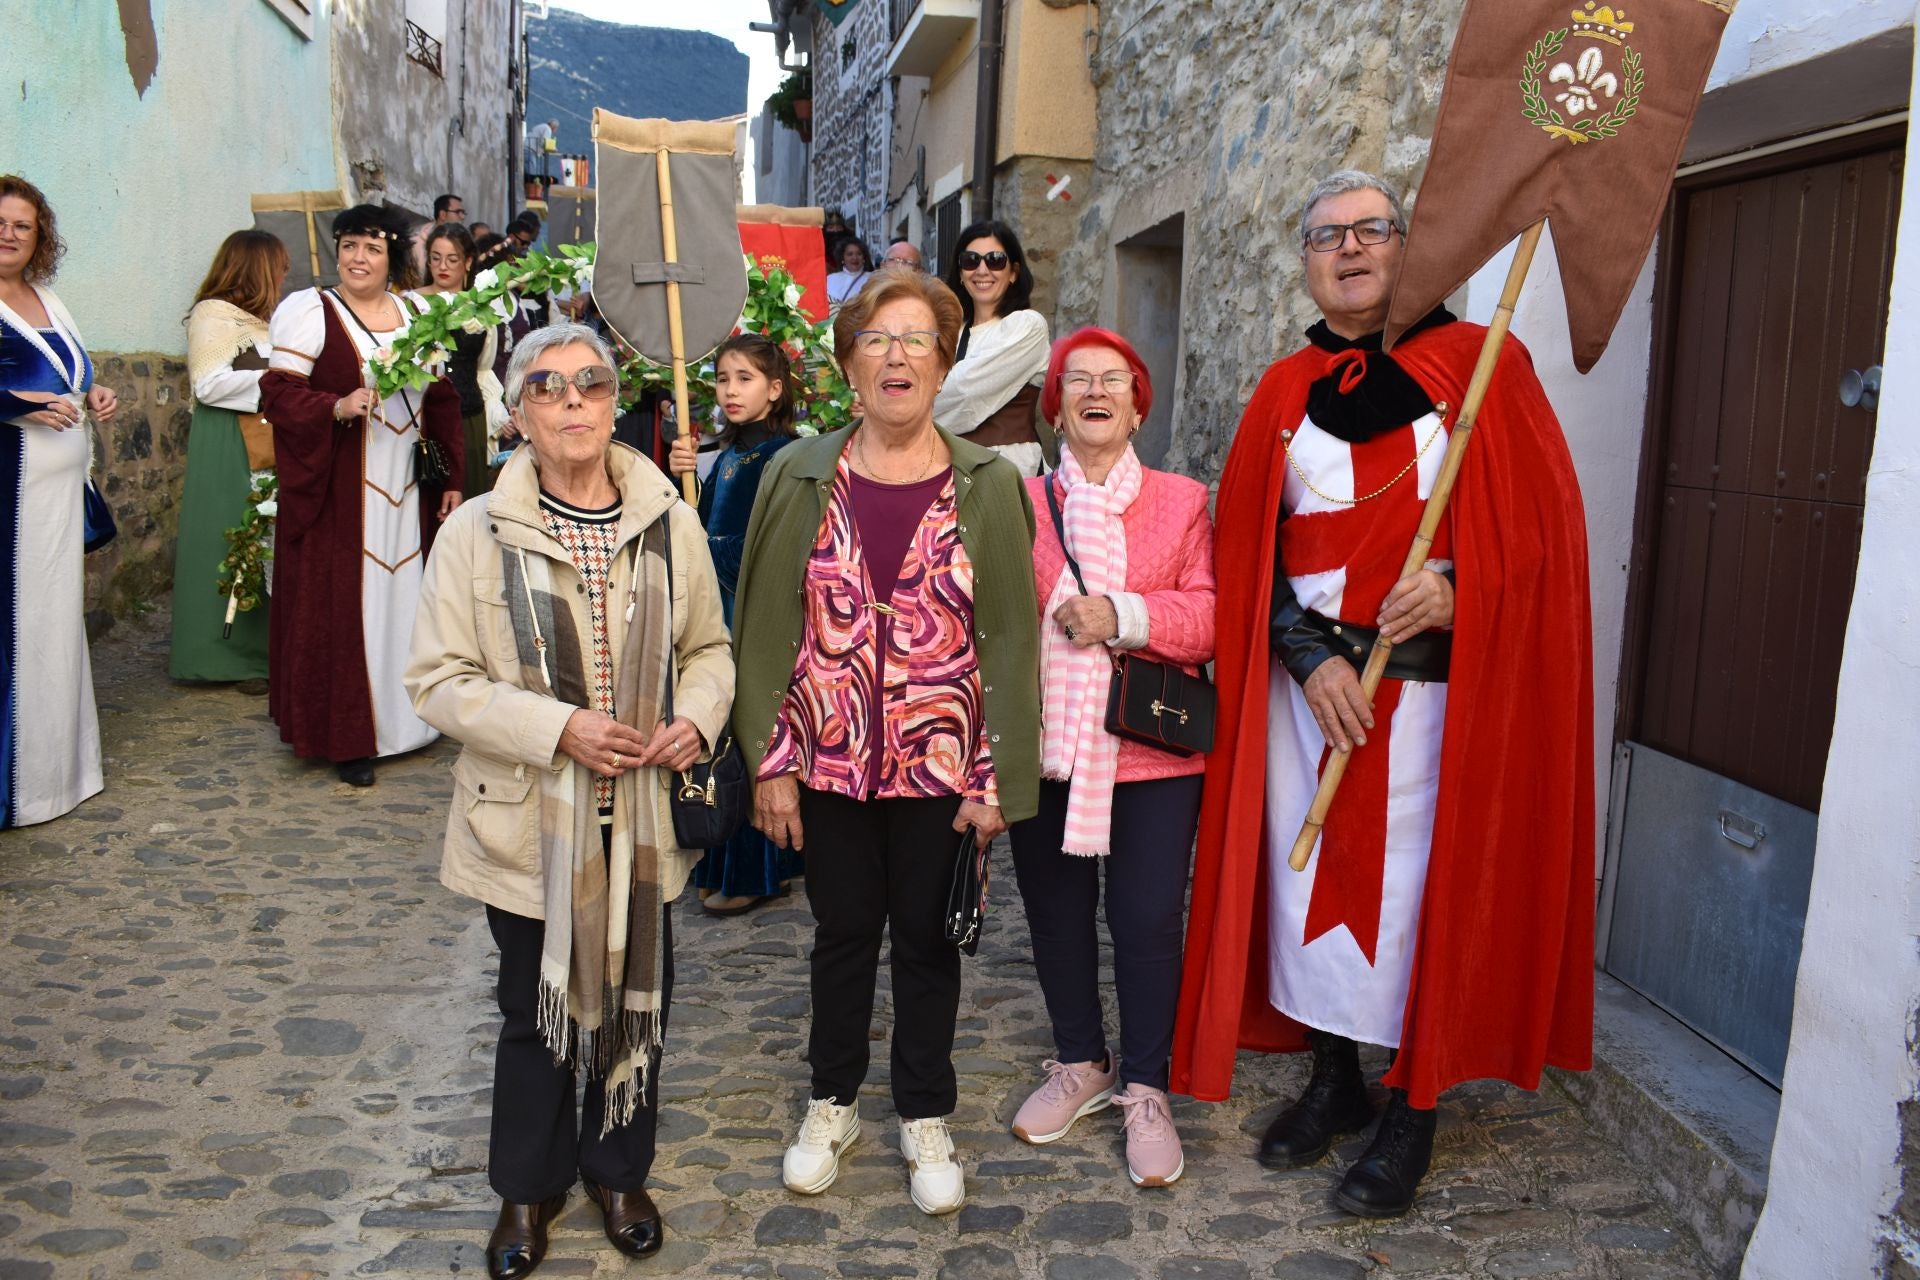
top-left (0, 166), bottom-right (1595, 1280)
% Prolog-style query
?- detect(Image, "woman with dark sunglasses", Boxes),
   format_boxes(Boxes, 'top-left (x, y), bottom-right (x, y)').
top-left (934, 220), bottom-right (1050, 476)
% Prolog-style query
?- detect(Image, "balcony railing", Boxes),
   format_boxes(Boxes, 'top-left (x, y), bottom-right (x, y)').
top-left (406, 19), bottom-right (445, 76)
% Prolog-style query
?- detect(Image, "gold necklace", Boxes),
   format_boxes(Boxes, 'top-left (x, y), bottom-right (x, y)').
top-left (858, 425), bottom-right (938, 484)
top-left (1283, 401), bottom-right (1449, 506)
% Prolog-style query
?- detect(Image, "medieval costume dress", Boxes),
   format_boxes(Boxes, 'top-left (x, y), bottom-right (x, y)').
top-left (0, 286), bottom-right (102, 827)
top-left (1171, 312), bottom-right (1595, 1111)
top-left (259, 288), bottom-right (463, 764)
top-left (689, 420), bottom-right (801, 904)
top-left (169, 299), bottom-right (273, 681)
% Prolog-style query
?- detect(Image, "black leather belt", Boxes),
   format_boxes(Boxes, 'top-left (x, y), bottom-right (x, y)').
top-left (1299, 609), bottom-right (1451, 683)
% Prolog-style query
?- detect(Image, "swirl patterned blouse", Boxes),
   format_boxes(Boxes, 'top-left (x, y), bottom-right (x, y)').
top-left (758, 453), bottom-right (997, 805)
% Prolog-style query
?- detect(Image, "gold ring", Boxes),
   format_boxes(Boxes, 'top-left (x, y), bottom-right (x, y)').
top-left (611, 751), bottom-right (623, 768)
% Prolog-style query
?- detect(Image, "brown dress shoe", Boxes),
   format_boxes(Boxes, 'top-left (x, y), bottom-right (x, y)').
top-left (487, 1192), bottom-right (567, 1280)
top-left (582, 1176), bottom-right (663, 1258)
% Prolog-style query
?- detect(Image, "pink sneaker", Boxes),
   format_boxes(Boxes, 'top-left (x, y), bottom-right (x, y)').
top-left (1011, 1057), bottom-right (1116, 1144)
top-left (1114, 1084), bottom-right (1184, 1186)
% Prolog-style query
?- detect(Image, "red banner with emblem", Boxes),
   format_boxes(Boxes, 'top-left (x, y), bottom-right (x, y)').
top-left (738, 204), bottom-right (830, 324)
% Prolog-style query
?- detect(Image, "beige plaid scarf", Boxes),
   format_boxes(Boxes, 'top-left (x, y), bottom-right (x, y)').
top-left (503, 516), bottom-right (671, 1132)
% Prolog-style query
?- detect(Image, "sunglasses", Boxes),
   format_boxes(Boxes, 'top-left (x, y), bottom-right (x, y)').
top-left (523, 365), bottom-right (618, 403)
top-left (957, 249), bottom-right (1011, 272)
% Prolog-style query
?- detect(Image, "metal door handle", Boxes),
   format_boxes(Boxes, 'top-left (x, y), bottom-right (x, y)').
top-left (1840, 365), bottom-right (1882, 411)
top-left (1717, 809), bottom-right (1766, 850)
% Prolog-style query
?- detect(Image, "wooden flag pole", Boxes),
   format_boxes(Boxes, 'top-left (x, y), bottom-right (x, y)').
top-left (655, 146), bottom-right (699, 505)
top-left (1288, 218), bottom-right (1547, 873)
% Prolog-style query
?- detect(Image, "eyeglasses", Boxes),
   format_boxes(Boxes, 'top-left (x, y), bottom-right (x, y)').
top-left (1061, 371), bottom-right (1136, 395)
top-left (957, 250), bottom-right (1011, 272)
top-left (851, 330), bottom-right (940, 358)
top-left (1304, 218), bottom-right (1399, 253)
top-left (523, 365), bottom-right (618, 403)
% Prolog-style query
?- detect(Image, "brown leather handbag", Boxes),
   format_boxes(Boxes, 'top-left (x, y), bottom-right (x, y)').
top-left (1043, 478), bottom-right (1215, 758)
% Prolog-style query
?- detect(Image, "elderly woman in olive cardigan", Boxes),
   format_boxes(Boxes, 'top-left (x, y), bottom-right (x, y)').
top-left (730, 269), bottom-right (1040, 1218)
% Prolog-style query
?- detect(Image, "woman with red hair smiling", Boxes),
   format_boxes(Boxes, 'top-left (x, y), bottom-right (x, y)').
top-left (1006, 326), bottom-right (1217, 1187)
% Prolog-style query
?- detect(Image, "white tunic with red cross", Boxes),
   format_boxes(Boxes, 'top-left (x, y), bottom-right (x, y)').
top-left (1264, 406), bottom-right (1453, 1048)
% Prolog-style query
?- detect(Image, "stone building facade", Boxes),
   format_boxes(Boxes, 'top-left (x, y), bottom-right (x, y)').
top-left (1054, 0), bottom-right (1456, 472)
top-left (809, 2), bottom-right (896, 251)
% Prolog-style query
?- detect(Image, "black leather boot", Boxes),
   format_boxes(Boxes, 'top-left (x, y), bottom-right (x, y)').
top-left (1258, 1029), bottom-right (1374, 1168)
top-left (1334, 1088), bottom-right (1437, 1217)
top-left (486, 1192), bottom-right (567, 1279)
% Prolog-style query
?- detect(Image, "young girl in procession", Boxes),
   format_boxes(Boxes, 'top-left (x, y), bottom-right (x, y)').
top-left (669, 333), bottom-right (803, 914)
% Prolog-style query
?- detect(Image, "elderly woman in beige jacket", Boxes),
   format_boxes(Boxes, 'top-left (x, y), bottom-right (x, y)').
top-left (407, 322), bottom-right (733, 1280)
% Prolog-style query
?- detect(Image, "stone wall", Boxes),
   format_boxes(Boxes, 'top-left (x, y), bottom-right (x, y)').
top-left (995, 154), bottom-right (1092, 334)
top-left (809, 4), bottom-right (893, 250)
top-left (82, 354), bottom-right (193, 635)
top-left (331, 0), bottom-right (518, 224)
top-left (1054, 0), bottom-right (1460, 483)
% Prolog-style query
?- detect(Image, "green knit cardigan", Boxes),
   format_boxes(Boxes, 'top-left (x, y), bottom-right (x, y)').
top-left (729, 425), bottom-right (1042, 823)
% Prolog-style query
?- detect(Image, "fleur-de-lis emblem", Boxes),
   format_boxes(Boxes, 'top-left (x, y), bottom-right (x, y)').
top-left (1549, 47), bottom-right (1619, 118)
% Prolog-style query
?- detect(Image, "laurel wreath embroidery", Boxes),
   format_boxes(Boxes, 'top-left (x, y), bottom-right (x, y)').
top-left (1522, 29), bottom-right (1644, 144)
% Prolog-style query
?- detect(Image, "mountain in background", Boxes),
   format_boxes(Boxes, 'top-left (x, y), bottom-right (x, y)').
top-left (527, 9), bottom-right (749, 156)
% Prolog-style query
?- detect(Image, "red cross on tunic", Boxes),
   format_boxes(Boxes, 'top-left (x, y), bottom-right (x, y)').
top-left (1277, 415), bottom-right (1453, 966)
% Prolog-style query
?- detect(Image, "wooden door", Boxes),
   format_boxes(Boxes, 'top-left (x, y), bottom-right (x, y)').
top-left (1626, 137), bottom-right (1901, 810)
top-left (1605, 132), bottom-right (1901, 1083)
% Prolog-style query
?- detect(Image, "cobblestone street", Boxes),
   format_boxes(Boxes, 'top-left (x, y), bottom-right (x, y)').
top-left (0, 613), bottom-right (1716, 1279)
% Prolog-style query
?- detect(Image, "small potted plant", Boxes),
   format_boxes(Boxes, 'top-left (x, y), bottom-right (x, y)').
top-left (767, 68), bottom-right (813, 143)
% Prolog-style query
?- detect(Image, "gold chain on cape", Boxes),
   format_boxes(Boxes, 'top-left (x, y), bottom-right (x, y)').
top-left (1283, 401), bottom-right (1449, 506)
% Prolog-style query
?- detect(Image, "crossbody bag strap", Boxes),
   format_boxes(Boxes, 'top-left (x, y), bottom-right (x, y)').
top-left (1042, 474), bottom-right (1089, 595)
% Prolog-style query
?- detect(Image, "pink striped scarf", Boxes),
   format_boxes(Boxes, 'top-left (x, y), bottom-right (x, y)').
top-left (1040, 445), bottom-right (1143, 855)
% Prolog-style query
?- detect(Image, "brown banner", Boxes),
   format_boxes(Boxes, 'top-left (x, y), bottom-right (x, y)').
top-left (1386, 1), bottom-right (1734, 372)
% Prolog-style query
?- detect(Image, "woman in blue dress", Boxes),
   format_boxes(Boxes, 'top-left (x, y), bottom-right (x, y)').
top-left (0, 175), bottom-right (119, 827)
top-left (669, 333), bottom-right (801, 914)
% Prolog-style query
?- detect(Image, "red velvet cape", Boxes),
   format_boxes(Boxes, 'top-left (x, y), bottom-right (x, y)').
top-left (259, 301), bottom-right (463, 762)
top-left (1170, 321), bottom-right (1595, 1108)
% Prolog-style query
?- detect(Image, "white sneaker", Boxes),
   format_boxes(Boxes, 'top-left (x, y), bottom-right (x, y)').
top-left (783, 1097), bottom-right (861, 1194)
top-left (900, 1116), bottom-right (965, 1215)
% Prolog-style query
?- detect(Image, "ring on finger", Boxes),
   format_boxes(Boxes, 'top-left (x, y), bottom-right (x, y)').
top-left (611, 751), bottom-right (623, 768)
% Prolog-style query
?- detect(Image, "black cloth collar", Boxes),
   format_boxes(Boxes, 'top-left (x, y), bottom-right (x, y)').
top-left (1303, 306), bottom-right (1456, 443)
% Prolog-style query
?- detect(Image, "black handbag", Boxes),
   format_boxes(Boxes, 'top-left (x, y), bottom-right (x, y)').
top-left (944, 826), bottom-right (989, 955)
top-left (412, 437), bottom-right (453, 487)
top-left (659, 509), bottom-right (750, 848)
top-left (1043, 476), bottom-right (1216, 758)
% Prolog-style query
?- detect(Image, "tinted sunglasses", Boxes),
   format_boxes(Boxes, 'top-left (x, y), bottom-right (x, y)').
top-left (523, 365), bottom-right (618, 403)
top-left (957, 249), bottom-right (1011, 272)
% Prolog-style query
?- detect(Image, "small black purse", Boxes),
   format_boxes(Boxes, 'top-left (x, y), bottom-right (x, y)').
top-left (412, 436), bottom-right (453, 487)
top-left (1043, 477), bottom-right (1216, 758)
top-left (944, 826), bottom-right (989, 955)
top-left (658, 509), bottom-right (750, 849)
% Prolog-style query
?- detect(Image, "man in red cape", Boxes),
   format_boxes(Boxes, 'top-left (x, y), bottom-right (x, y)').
top-left (1170, 170), bottom-right (1593, 1216)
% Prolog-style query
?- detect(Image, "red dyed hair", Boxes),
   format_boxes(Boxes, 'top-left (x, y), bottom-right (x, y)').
top-left (1040, 326), bottom-right (1154, 426)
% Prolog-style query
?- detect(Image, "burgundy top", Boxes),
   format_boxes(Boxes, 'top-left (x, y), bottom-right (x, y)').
top-left (848, 467), bottom-right (951, 792)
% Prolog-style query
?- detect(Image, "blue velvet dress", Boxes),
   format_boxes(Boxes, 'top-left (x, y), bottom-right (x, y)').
top-left (691, 422), bottom-right (802, 899)
top-left (0, 296), bottom-right (103, 827)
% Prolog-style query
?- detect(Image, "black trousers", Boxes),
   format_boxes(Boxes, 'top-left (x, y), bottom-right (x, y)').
top-left (486, 903), bottom-right (674, 1202)
top-left (799, 787), bottom-right (965, 1120)
top-left (1008, 774), bottom-right (1204, 1091)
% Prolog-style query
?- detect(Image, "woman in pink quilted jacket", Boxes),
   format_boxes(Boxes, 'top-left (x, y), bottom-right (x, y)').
top-left (1006, 327), bottom-right (1217, 1187)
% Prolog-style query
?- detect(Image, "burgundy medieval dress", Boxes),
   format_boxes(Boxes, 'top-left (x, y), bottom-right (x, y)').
top-left (259, 287), bottom-right (464, 763)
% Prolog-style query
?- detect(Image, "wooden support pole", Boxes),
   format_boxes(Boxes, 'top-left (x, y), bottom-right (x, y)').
top-left (655, 147), bottom-right (699, 505)
top-left (1288, 218), bottom-right (1548, 872)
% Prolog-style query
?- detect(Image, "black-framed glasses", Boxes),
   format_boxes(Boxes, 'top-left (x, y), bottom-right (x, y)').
top-left (1304, 218), bottom-right (1399, 253)
top-left (1061, 371), bottom-right (1136, 395)
top-left (851, 329), bottom-right (940, 358)
top-left (957, 249), bottom-right (1011, 272)
top-left (523, 365), bottom-right (618, 403)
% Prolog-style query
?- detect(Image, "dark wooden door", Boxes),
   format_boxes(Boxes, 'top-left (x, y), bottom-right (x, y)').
top-left (1628, 140), bottom-right (1901, 811)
